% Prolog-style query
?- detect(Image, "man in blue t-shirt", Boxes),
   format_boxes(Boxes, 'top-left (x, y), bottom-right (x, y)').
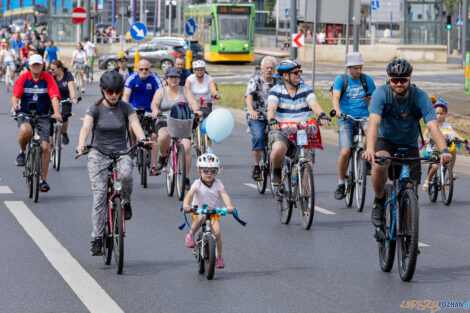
top-left (43, 40), bottom-right (60, 71)
top-left (332, 52), bottom-right (376, 200)
top-left (162, 56), bottom-right (190, 87)
top-left (362, 58), bottom-right (451, 228)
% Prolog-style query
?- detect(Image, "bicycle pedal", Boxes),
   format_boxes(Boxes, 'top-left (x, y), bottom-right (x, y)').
top-left (374, 228), bottom-right (385, 242)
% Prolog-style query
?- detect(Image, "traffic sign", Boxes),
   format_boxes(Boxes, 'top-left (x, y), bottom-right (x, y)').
top-left (292, 33), bottom-right (304, 48)
top-left (285, 8), bottom-right (289, 18)
top-left (130, 22), bottom-right (147, 41)
top-left (185, 18), bottom-right (196, 36)
top-left (71, 7), bottom-right (87, 23)
top-left (457, 17), bottom-right (463, 26)
top-left (371, 0), bottom-right (380, 11)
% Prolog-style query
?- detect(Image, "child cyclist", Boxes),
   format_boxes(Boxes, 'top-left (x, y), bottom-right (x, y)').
top-left (422, 98), bottom-right (466, 191)
top-left (183, 152), bottom-right (234, 269)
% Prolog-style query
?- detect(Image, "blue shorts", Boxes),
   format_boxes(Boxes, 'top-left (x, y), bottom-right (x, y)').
top-left (338, 119), bottom-right (368, 149)
top-left (247, 119), bottom-right (267, 151)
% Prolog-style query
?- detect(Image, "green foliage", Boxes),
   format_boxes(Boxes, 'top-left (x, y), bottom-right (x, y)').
top-left (444, 0), bottom-right (458, 14)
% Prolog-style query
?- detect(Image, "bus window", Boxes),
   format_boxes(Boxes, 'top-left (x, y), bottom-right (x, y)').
top-left (218, 14), bottom-right (249, 41)
top-left (211, 18), bottom-right (217, 44)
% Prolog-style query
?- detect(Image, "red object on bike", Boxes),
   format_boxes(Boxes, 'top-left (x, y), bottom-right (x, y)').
top-left (280, 119), bottom-right (323, 150)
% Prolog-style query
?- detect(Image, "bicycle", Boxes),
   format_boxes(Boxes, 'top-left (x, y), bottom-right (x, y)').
top-left (76, 141), bottom-right (145, 274)
top-left (135, 107), bottom-right (154, 188)
top-left (330, 110), bottom-right (369, 211)
top-left (74, 63), bottom-right (85, 94)
top-left (84, 64), bottom-right (91, 84)
top-left (374, 149), bottom-right (440, 282)
top-left (192, 96), bottom-right (214, 156)
top-left (255, 121), bottom-right (275, 196)
top-left (178, 205), bottom-right (246, 280)
top-left (50, 99), bottom-right (75, 171)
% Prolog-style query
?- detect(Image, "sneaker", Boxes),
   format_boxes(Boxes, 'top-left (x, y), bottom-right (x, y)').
top-left (40, 181), bottom-right (50, 192)
top-left (15, 152), bottom-right (26, 166)
top-left (90, 237), bottom-right (103, 256)
top-left (185, 233), bottom-right (195, 248)
top-left (149, 166), bottom-right (160, 176)
top-left (215, 256), bottom-right (225, 269)
top-left (334, 184), bottom-right (346, 200)
top-left (371, 197), bottom-right (385, 227)
top-left (184, 177), bottom-right (191, 191)
top-left (156, 155), bottom-right (166, 170)
top-left (272, 168), bottom-right (282, 185)
top-left (252, 166), bottom-right (261, 181)
top-left (62, 133), bottom-right (70, 145)
top-left (124, 203), bottom-right (132, 220)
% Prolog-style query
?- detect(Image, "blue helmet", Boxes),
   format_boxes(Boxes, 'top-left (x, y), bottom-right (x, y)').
top-left (277, 59), bottom-right (301, 76)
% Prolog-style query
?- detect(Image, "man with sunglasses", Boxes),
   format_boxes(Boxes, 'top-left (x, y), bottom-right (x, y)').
top-left (123, 59), bottom-right (162, 174)
top-left (362, 58), bottom-right (452, 228)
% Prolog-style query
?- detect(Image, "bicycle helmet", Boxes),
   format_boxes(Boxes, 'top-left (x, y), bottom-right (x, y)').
top-left (170, 101), bottom-right (193, 119)
top-left (434, 98), bottom-right (448, 112)
top-left (197, 152), bottom-right (220, 169)
top-left (100, 70), bottom-right (124, 90)
top-left (386, 58), bottom-right (413, 78)
top-left (276, 59), bottom-right (301, 76)
top-left (192, 60), bottom-right (206, 69)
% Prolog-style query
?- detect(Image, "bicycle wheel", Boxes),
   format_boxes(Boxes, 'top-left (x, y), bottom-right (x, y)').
top-left (54, 125), bottom-right (62, 171)
top-left (141, 148), bottom-right (148, 188)
top-left (204, 234), bottom-right (216, 280)
top-left (201, 134), bottom-right (208, 155)
top-left (440, 164), bottom-right (453, 206)
top-left (378, 184), bottom-right (396, 272)
top-left (427, 165), bottom-right (438, 203)
top-left (354, 150), bottom-right (367, 211)
top-left (25, 148), bottom-right (33, 198)
top-left (176, 143), bottom-right (186, 201)
top-left (166, 148), bottom-right (175, 197)
top-left (196, 232), bottom-right (205, 274)
top-left (102, 209), bottom-right (113, 265)
top-left (298, 163), bottom-right (315, 230)
top-left (277, 160), bottom-right (293, 224)
top-left (33, 145), bottom-right (41, 203)
top-left (113, 198), bottom-right (124, 274)
top-left (257, 148), bottom-right (268, 194)
top-left (397, 188), bottom-right (419, 282)
top-left (344, 153), bottom-right (354, 207)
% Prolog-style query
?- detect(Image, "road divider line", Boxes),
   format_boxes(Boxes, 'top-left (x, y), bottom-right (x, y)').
top-left (244, 182), bottom-right (271, 192)
top-left (418, 242), bottom-right (429, 247)
top-left (0, 186), bottom-right (13, 194)
top-left (4, 201), bottom-right (124, 313)
top-left (314, 206), bottom-right (336, 215)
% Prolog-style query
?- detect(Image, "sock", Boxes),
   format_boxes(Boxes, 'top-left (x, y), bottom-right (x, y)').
top-left (338, 180), bottom-right (345, 185)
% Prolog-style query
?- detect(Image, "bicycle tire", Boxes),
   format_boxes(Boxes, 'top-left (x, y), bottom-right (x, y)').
top-left (355, 150), bottom-right (367, 211)
top-left (344, 153), bottom-right (354, 207)
top-left (201, 134), bottom-right (208, 155)
top-left (378, 184), bottom-right (396, 272)
top-left (142, 148), bottom-right (148, 188)
top-left (269, 160), bottom-right (276, 198)
top-left (440, 164), bottom-right (453, 206)
top-left (33, 145), bottom-right (41, 203)
top-left (427, 165), bottom-right (438, 203)
top-left (102, 215), bottom-right (113, 265)
top-left (55, 125), bottom-right (62, 171)
top-left (397, 188), bottom-right (419, 282)
top-left (51, 130), bottom-right (56, 169)
top-left (196, 232), bottom-right (205, 274)
top-left (204, 234), bottom-right (216, 280)
top-left (176, 143), bottom-right (186, 201)
top-left (257, 148), bottom-right (268, 194)
top-left (166, 148), bottom-right (175, 196)
top-left (26, 148), bottom-right (33, 198)
top-left (113, 198), bottom-right (124, 274)
top-left (298, 163), bottom-right (315, 230)
top-left (277, 159), bottom-right (293, 224)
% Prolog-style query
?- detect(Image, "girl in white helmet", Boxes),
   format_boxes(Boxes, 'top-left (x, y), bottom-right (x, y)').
top-left (183, 152), bottom-right (234, 269)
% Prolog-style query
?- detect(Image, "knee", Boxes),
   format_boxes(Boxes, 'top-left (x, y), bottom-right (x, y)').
top-left (272, 142), bottom-right (286, 155)
top-left (339, 148), bottom-right (350, 159)
top-left (41, 142), bottom-right (50, 153)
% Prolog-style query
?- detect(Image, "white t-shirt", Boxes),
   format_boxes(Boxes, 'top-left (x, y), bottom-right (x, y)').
top-left (1, 48), bottom-right (16, 63)
top-left (187, 73), bottom-right (213, 100)
top-left (84, 41), bottom-right (95, 57)
top-left (191, 178), bottom-right (224, 209)
top-left (73, 50), bottom-right (87, 64)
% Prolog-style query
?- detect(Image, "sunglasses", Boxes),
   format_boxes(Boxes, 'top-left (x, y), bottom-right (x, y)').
top-left (139, 68), bottom-right (150, 72)
top-left (289, 69), bottom-right (303, 76)
top-left (103, 88), bottom-right (123, 95)
top-left (202, 169), bottom-right (217, 174)
top-left (390, 77), bottom-right (409, 84)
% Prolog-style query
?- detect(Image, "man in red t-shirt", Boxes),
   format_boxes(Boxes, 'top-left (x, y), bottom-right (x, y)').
top-left (19, 40), bottom-right (31, 71)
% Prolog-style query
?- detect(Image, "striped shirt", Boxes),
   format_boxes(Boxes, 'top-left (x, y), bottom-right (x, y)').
top-left (268, 82), bottom-right (316, 123)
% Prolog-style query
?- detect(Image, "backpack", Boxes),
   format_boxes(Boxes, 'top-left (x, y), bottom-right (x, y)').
top-left (330, 73), bottom-right (369, 99)
top-left (91, 100), bottom-right (130, 145)
top-left (170, 101), bottom-right (193, 120)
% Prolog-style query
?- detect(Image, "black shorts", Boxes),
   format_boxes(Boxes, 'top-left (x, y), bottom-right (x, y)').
top-left (375, 138), bottom-right (421, 184)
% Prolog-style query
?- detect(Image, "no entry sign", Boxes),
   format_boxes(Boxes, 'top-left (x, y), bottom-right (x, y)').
top-left (72, 7), bottom-right (87, 23)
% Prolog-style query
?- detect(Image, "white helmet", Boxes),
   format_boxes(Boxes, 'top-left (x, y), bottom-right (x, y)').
top-left (197, 153), bottom-right (219, 169)
top-left (192, 60), bottom-right (206, 69)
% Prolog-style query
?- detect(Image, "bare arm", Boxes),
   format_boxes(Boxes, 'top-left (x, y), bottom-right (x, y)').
top-left (183, 87), bottom-right (199, 113)
top-left (209, 80), bottom-right (219, 98)
top-left (246, 94), bottom-right (258, 120)
top-left (184, 79), bottom-right (191, 90)
top-left (331, 89), bottom-right (342, 117)
top-left (43, 50), bottom-right (48, 62)
top-left (68, 81), bottom-right (77, 104)
top-left (128, 113), bottom-right (146, 141)
top-left (219, 189), bottom-right (234, 212)
top-left (422, 128), bottom-right (430, 144)
top-left (76, 114), bottom-right (93, 154)
top-left (183, 188), bottom-right (195, 211)
top-left (122, 86), bottom-right (132, 103)
top-left (427, 120), bottom-right (453, 163)
top-left (51, 97), bottom-right (62, 121)
top-left (11, 96), bottom-right (20, 112)
top-left (363, 113), bottom-right (381, 163)
top-left (56, 51), bottom-right (60, 61)
top-left (150, 88), bottom-right (163, 119)
top-left (267, 100), bottom-right (278, 129)
top-left (308, 98), bottom-right (328, 125)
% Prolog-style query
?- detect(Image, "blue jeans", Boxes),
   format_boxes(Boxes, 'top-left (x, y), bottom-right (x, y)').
top-left (338, 119), bottom-right (368, 149)
top-left (247, 119), bottom-right (266, 151)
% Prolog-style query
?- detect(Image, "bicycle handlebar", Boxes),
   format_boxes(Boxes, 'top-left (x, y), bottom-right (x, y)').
top-left (374, 154), bottom-right (441, 166)
top-left (75, 141), bottom-right (147, 159)
top-left (178, 204), bottom-right (246, 229)
top-left (329, 110), bottom-right (369, 122)
top-left (11, 112), bottom-right (50, 120)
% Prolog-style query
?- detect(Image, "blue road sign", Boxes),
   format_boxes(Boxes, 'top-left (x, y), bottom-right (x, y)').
top-left (285, 8), bottom-right (290, 18)
top-left (371, 0), bottom-right (380, 10)
top-left (130, 22), bottom-right (147, 41)
top-left (185, 18), bottom-right (196, 36)
top-left (457, 17), bottom-right (463, 26)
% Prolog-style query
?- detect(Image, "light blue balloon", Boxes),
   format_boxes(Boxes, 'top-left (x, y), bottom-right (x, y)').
top-left (201, 118), bottom-right (207, 134)
top-left (205, 108), bottom-right (234, 143)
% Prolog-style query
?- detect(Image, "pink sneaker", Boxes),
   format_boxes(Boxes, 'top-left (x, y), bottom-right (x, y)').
top-left (185, 233), bottom-right (195, 248)
top-left (215, 256), bottom-right (225, 269)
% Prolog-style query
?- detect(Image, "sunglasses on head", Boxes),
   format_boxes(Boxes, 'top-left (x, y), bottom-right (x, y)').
top-left (202, 168), bottom-right (217, 174)
top-left (103, 88), bottom-right (123, 95)
top-left (390, 77), bottom-right (409, 84)
top-left (139, 68), bottom-right (150, 72)
top-left (289, 69), bottom-right (303, 76)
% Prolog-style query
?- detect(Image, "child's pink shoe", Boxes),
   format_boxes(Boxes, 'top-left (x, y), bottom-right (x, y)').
top-left (215, 256), bottom-right (225, 269)
top-left (185, 233), bottom-right (195, 248)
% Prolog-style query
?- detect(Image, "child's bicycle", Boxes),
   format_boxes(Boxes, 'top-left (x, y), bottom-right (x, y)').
top-left (179, 205), bottom-right (246, 280)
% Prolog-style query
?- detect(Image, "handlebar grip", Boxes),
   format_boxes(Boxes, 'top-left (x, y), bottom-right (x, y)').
top-left (329, 109), bottom-right (336, 118)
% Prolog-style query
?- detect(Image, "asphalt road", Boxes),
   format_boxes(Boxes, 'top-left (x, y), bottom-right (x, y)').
top-left (1, 80), bottom-right (470, 313)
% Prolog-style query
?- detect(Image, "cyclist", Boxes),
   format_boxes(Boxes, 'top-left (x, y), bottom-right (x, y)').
top-left (123, 59), bottom-right (163, 175)
top-left (267, 59), bottom-right (330, 185)
top-left (0, 41), bottom-right (17, 83)
top-left (71, 42), bottom-right (88, 94)
top-left (19, 39), bottom-right (30, 72)
top-left (50, 60), bottom-right (78, 145)
top-left (11, 54), bottom-right (62, 192)
top-left (114, 56), bottom-right (129, 81)
top-left (245, 55), bottom-right (279, 181)
top-left (83, 37), bottom-right (96, 82)
top-left (163, 56), bottom-right (190, 87)
top-left (76, 71), bottom-right (150, 255)
top-left (185, 60), bottom-right (220, 101)
top-left (362, 58), bottom-right (452, 227)
top-left (43, 40), bottom-right (60, 71)
top-left (151, 67), bottom-right (201, 186)
top-left (183, 152), bottom-right (235, 269)
top-left (332, 52), bottom-right (376, 200)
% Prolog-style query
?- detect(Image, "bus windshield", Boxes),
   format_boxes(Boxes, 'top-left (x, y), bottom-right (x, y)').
top-left (218, 14), bottom-right (249, 41)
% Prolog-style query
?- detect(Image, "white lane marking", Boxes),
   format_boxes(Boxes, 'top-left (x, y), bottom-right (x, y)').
top-left (314, 206), bottom-right (336, 215)
top-left (80, 117), bottom-right (84, 121)
top-left (0, 186), bottom-right (13, 193)
top-left (4, 201), bottom-right (124, 313)
top-left (418, 242), bottom-right (429, 247)
top-left (244, 182), bottom-right (270, 192)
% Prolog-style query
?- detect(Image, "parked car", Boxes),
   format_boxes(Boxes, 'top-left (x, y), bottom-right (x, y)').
top-left (149, 37), bottom-right (204, 60)
top-left (98, 42), bottom-right (185, 71)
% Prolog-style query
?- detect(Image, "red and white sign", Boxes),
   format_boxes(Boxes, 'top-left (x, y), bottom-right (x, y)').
top-left (292, 33), bottom-right (304, 48)
top-left (72, 7), bottom-right (87, 23)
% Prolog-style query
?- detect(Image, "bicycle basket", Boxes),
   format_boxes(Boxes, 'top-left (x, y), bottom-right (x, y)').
top-left (167, 116), bottom-right (193, 138)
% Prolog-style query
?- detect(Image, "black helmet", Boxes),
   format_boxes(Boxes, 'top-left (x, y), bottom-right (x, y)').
top-left (386, 58), bottom-right (413, 78)
top-left (100, 70), bottom-right (124, 90)
top-left (277, 59), bottom-right (301, 75)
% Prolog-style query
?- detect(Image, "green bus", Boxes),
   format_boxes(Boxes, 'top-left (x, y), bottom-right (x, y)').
top-left (184, 3), bottom-right (255, 62)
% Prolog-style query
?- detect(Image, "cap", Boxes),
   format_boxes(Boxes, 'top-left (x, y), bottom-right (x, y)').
top-left (29, 54), bottom-right (43, 65)
top-left (346, 52), bottom-right (364, 67)
top-left (165, 67), bottom-right (180, 78)
top-left (118, 56), bottom-right (128, 62)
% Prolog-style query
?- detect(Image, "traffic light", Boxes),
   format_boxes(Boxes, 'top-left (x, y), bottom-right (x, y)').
top-left (446, 15), bottom-right (452, 30)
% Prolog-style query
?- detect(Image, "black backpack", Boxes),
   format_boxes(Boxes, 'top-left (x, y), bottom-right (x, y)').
top-left (330, 73), bottom-right (369, 99)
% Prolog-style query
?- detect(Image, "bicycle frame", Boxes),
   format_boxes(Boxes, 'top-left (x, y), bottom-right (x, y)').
top-left (165, 137), bottom-right (180, 173)
top-left (107, 164), bottom-right (125, 237)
